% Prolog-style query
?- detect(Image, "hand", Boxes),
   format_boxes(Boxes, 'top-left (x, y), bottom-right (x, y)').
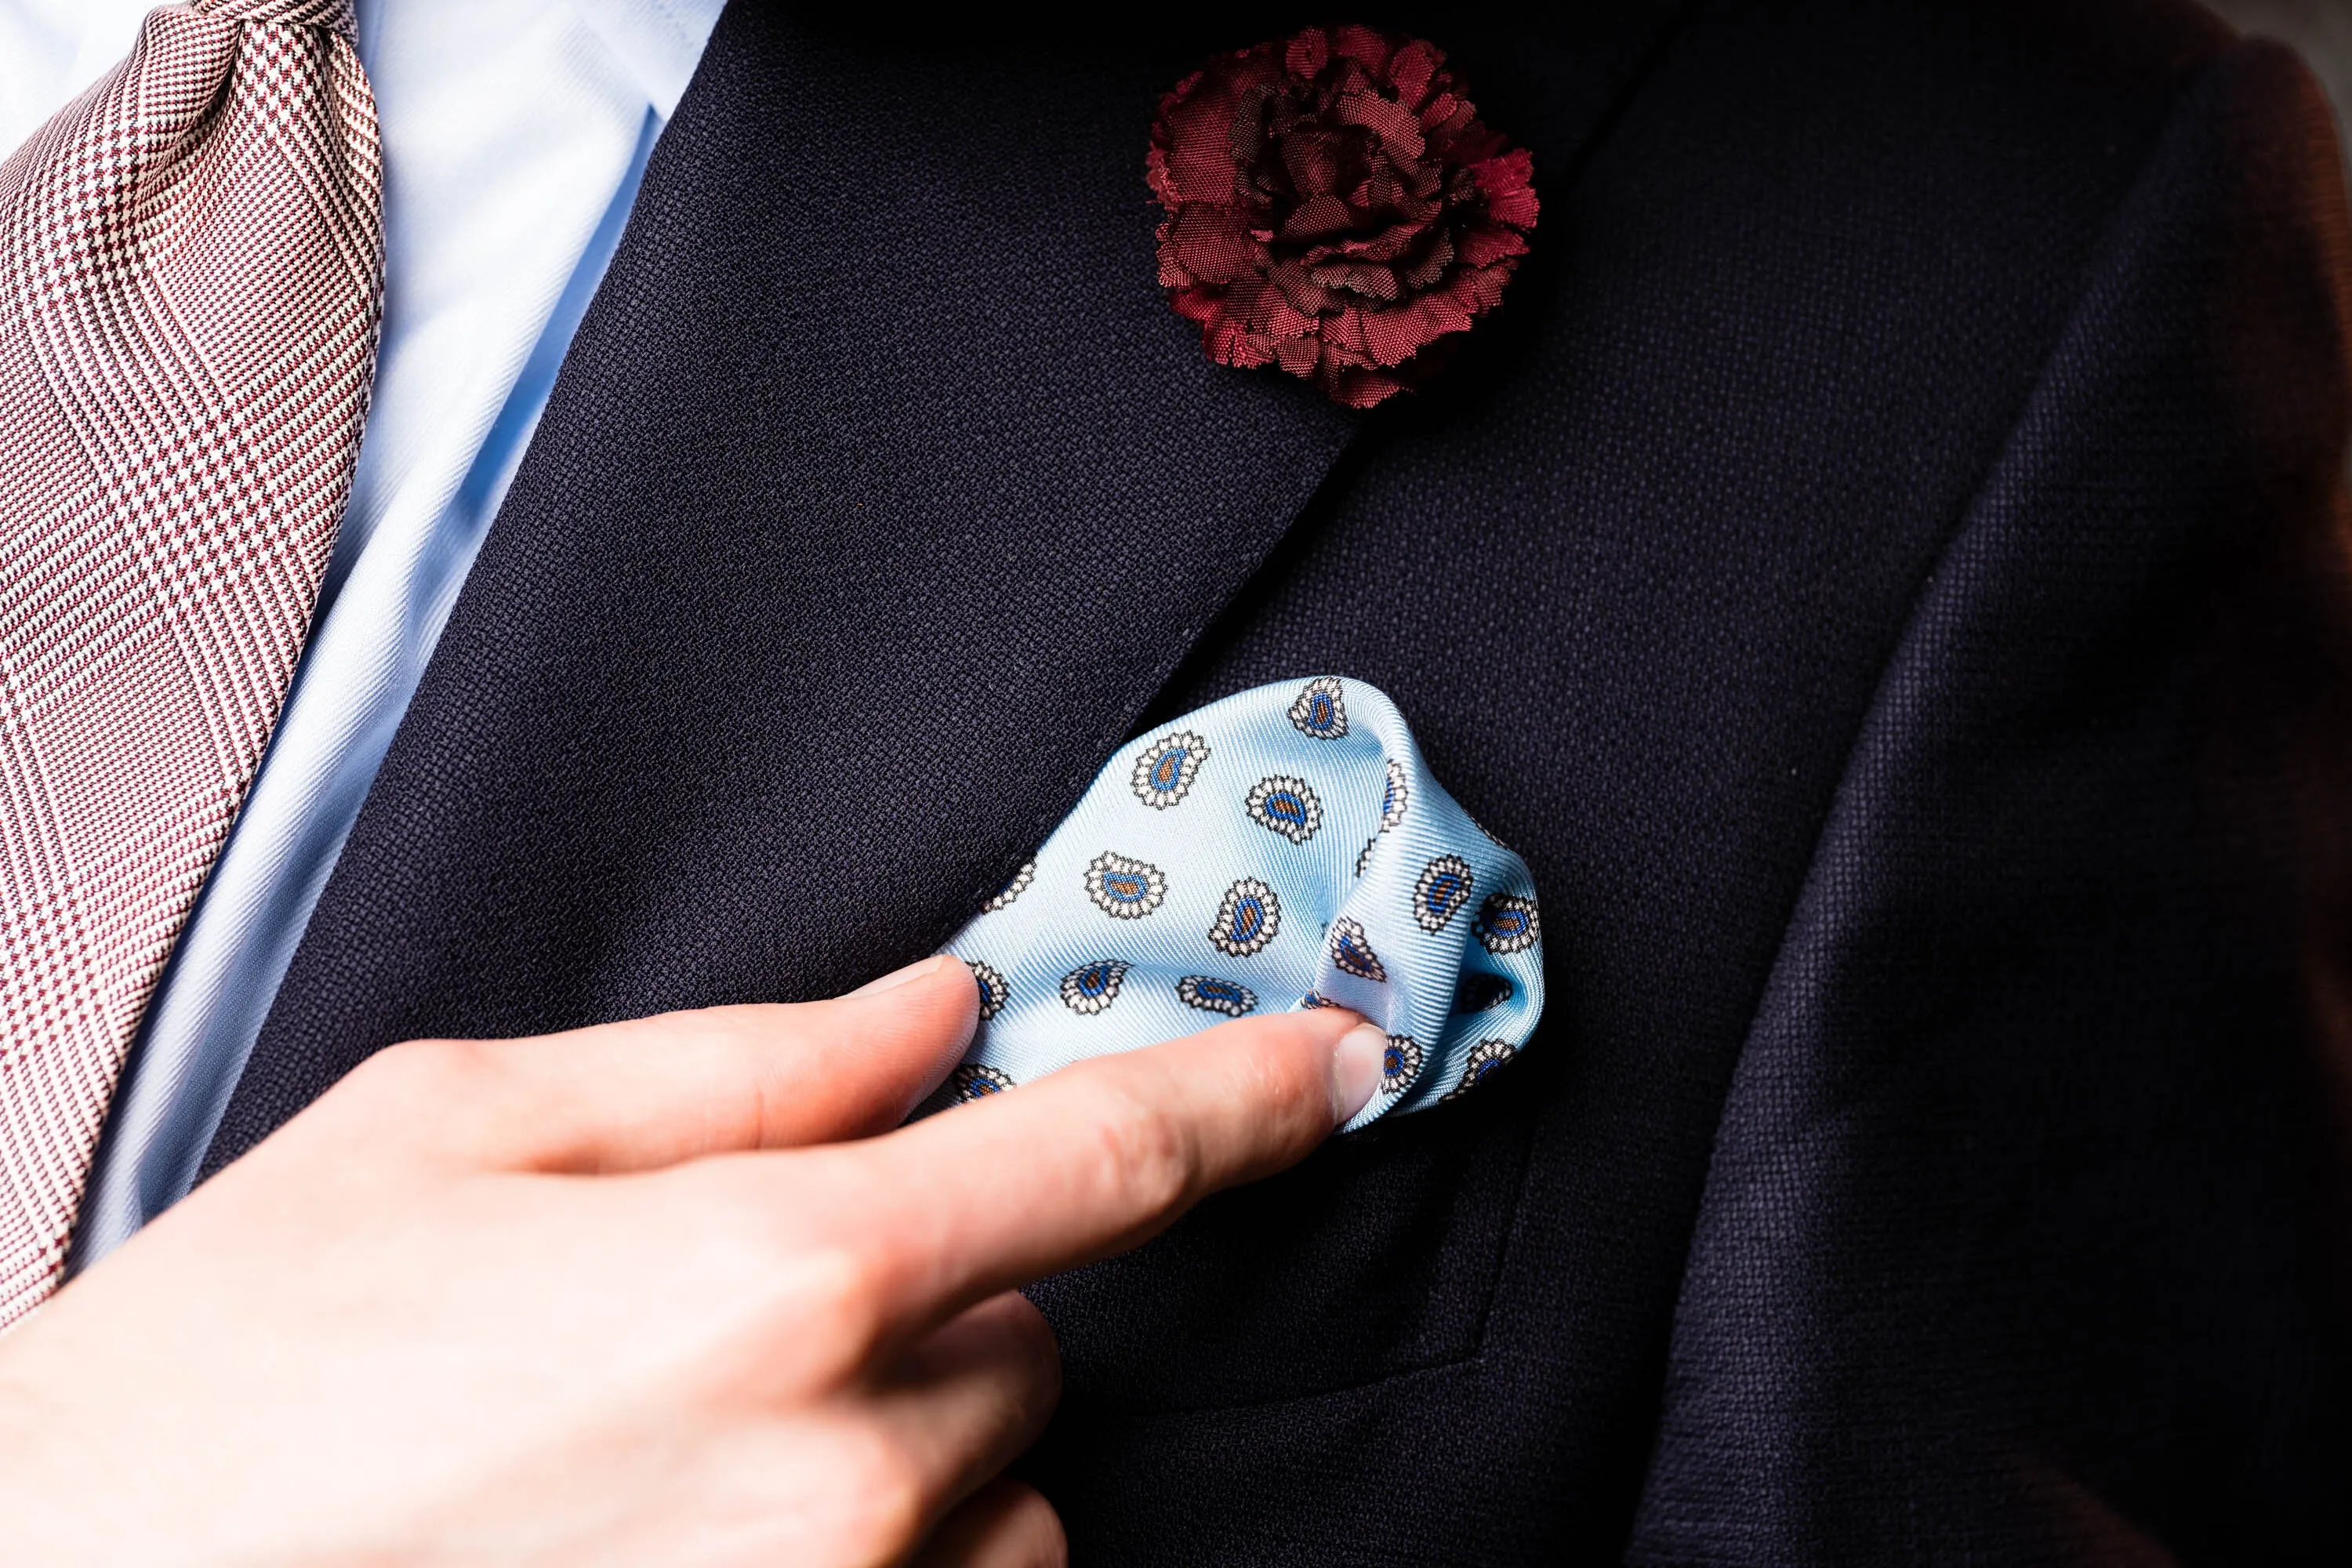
top-left (0, 956), bottom-right (1388, 1566)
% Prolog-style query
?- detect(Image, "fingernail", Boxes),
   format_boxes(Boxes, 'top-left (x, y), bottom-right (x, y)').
top-left (851, 954), bottom-right (953, 996)
top-left (1330, 1021), bottom-right (1388, 1127)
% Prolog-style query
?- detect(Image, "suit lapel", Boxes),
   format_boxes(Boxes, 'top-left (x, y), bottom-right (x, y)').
top-left (206, 6), bottom-right (1359, 1163)
top-left (205, 2), bottom-right (1682, 1168)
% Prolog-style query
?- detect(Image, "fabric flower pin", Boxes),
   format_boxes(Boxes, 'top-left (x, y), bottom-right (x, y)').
top-left (1148, 24), bottom-right (1539, 408)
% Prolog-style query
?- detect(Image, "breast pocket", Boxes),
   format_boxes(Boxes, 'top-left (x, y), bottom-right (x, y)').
top-left (1025, 1057), bottom-right (1541, 1410)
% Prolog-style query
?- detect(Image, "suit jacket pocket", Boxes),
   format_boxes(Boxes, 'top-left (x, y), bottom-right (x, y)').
top-left (1025, 1065), bottom-right (1540, 1411)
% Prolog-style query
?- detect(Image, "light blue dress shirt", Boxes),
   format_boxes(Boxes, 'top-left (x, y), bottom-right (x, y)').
top-left (0, 0), bottom-right (729, 1266)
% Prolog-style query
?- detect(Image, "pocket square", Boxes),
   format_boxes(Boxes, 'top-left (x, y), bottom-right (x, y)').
top-left (928, 677), bottom-right (1544, 1130)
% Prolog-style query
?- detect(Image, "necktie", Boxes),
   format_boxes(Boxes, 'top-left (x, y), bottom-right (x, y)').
top-left (0, 0), bottom-right (383, 1324)
top-left (927, 677), bottom-right (1546, 1127)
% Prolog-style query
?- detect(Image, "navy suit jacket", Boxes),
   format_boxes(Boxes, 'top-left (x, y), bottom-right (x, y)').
top-left (199, 2), bottom-right (2352, 1560)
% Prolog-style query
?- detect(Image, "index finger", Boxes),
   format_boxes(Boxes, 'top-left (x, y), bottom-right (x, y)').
top-left (808, 1007), bottom-right (1388, 1337)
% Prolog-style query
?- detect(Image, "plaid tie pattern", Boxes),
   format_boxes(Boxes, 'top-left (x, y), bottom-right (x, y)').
top-left (0, 0), bottom-right (383, 1324)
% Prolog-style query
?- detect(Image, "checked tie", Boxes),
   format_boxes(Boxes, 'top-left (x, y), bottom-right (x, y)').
top-left (925, 678), bottom-right (1546, 1127)
top-left (0, 0), bottom-right (383, 1324)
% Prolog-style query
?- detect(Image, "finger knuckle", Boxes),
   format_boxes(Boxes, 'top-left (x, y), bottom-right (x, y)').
top-left (975, 1294), bottom-right (1064, 1418)
top-left (1001, 1294), bottom-right (1062, 1384)
top-left (1010, 1488), bottom-right (1071, 1568)
top-left (675, 1168), bottom-right (900, 1377)
top-left (770, 1239), bottom-right (895, 1370)
top-left (341, 1036), bottom-right (492, 1112)
top-left (830, 1427), bottom-right (930, 1559)
top-left (806, 1242), bottom-right (892, 1345)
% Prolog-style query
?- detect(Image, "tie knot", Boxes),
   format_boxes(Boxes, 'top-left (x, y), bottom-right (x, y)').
top-left (190, 0), bottom-right (357, 34)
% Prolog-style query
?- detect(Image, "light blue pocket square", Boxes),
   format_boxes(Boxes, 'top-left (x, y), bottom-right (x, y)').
top-left (928, 677), bottom-right (1544, 1131)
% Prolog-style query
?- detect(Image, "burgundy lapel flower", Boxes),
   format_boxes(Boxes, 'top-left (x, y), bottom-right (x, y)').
top-left (1148, 25), bottom-right (1538, 408)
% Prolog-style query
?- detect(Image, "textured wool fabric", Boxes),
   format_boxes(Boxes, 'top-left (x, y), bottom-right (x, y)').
top-left (0, 0), bottom-right (380, 1325)
top-left (927, 678), bottom-right (1544, 1126)
top-left (199, 3), bottom-right (2352, 1560)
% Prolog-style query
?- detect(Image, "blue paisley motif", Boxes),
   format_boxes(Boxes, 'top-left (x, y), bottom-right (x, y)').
top-left (1084, 851), bottom-right (1166, 920)
top-left (1412, 855), bottom-right (1475, 933)
top-left (1247, 775), bottom-right (1323, 844)
top-left (1475, 893), bottom-right (1540, 954)
top-left (1131, 731), bottom-right (1209, 808)
top-left (1208, 877), bottom-right (1280, 957)
top-left (1177, 975), bottom-right (1258, 1016)
top-left (1287, 677), bottom-right (1348, 739)
top-left (1060, 960), bottom-right (1131, 1014)
top-left (951, 1064), bottom-right (1015, 1102)
top-left (1328, 916), bottom-right (1388, 982)
top-left (1443, 1038), bottom-right (1517, 1098)
top-left (1380, 1034), bottom-right (1423, 1095)
top-left (964, 959), bottom-right (1008, 1021)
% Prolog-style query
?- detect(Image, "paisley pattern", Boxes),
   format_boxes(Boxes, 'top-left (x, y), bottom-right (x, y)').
top-left (1131, 730), bottom-right (1209, 808)
top-left (1475, 893), bottom-right (1541, 954)
top-left (1084, 851), bottom-right (1167, 920)
top-left (1381, 1034), bottom-right (1423, 1096)
top-left (966, 959), bottom-right (1009, 1021)
top-left (1178, 975), bottom-right (1258, 1017)
top-left (1060, 960), bottom-right (1131, 1015)
top-left (1443, 1038), bottom-right (1517, 1099)
top-left (1356, 757), bottom-right (1412, 879)
top-left (927, 678), bottom-right (1545, 1129)
top-left (1413, 855), bottom-right (1475, 933)
top-left (950, 1064), bottom-right (1016, 1102)
top-left (1247, 775), bottom-right (1323, 844)
top-left (1287, 677), bottom-right (1348, 739)
top-left (983, 861), bottom-right (1034, 912)
top-left (1208, 877), bottom-right (1281, 957)
top-left (1328, 916), bottom-right (1388, 982)
top-left (1381, 757), bottom-right (1410, 829)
